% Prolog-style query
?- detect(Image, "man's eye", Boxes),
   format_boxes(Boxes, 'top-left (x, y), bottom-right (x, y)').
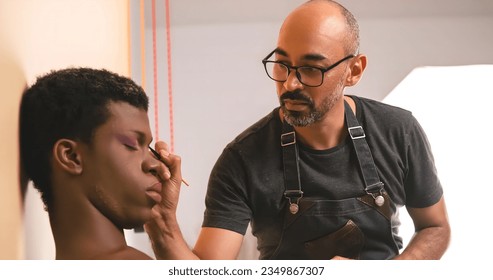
top-left (299, 67), bottom-right (320, 75)
top-left (124, 144), bottom-right (138, 151)
top-left (301, 67), bottom-right (318, 72)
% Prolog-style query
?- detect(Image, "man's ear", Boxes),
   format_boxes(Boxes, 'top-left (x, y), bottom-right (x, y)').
top-left (53, 139), bottom-right (83, 175)
top-left (345, 54), bottom-right (367, 86)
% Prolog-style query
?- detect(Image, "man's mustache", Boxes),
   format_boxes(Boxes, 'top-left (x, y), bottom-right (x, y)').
top-left (279, 90), bottom-right (312, 104)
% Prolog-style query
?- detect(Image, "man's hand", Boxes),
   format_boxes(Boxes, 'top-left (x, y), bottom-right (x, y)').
top-left (144, 141), bottom-right (198, 259)
top-left (331, 255), bottom-right (352, 260)
top-left (150, 141), bottom-right (182, 214)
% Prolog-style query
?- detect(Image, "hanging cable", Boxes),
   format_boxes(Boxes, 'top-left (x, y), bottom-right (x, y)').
top-left (165, 0), bottom-right (174, 153)
top-left (139, 0), bottom-right (146, 91)
top-left (151, 0), bottom-right (159, 140)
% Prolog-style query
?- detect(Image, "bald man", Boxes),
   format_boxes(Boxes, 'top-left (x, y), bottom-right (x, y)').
top-left (146, 0), bottom-right (450, 260)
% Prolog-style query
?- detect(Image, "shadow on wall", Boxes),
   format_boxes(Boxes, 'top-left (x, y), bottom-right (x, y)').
top-left (0, 44), bottom-right (27, 260)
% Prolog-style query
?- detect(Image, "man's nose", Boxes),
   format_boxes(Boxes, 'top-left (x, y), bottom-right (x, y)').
top-left (283, 70), bottom-right (304, 91)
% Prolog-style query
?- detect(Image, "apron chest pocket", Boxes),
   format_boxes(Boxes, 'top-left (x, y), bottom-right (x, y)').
top-left (304, 219), bottom-right (365, 259)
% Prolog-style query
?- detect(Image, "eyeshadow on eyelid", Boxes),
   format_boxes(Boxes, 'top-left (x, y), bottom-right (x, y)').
top-left (116, 134), bottom-right (138, 147)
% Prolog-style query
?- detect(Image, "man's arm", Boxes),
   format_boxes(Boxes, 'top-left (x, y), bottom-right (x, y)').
top-left (393, 196), bottom-right (451, 260)
top-left (145, 213), bottom-right (244, 260)
top-left (194, 227), bottom-right (244, 259)
top-left (144, 141), bottom-right (244, 260)
top-left (145, 209), bottom-right (199, 259)
top-left (143, 141), bottom-right (195, 259)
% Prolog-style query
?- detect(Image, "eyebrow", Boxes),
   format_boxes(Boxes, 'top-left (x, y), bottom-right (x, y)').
top-left (274, 47), bottom-right (328, 62)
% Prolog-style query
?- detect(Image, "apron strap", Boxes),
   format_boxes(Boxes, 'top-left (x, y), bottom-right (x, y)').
top-left (281, 120), bottom-right (303, 214)
top-left (344, 100), bottom-right (385, 196)
top-left (280, 99), bottom-right (386, 214)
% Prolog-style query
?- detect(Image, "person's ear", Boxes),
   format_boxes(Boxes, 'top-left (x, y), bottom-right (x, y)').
top-left (345, 54), bottom-right (367, 86)
top-left (53, 139), bottom-right (83, 175)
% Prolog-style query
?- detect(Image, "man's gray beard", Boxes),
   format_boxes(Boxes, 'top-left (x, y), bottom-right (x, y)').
top-left (282, 106), bottom-right (322, 127)
top-left (282, 92), bottom-right (341, 127)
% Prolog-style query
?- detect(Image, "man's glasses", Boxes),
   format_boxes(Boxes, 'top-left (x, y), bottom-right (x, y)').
top-left (262, 50), bottom-right (354, 87)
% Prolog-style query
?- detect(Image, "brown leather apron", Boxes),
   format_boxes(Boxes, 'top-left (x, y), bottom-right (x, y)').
top-left (270, 101), bottom-right (401, 260)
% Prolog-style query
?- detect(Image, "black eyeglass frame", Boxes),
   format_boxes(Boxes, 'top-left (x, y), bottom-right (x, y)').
top-left (262, 50), bottom-right (355, 87)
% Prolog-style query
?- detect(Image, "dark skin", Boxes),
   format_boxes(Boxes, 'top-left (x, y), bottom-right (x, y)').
top-left (49, 102), bottom-right (173, 259)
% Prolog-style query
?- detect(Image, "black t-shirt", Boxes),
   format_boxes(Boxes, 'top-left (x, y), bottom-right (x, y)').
top-left (203, 95), bottom-right (443, 257)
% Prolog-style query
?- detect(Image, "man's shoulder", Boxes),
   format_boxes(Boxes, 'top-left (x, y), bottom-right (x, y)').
top-left (96, 246), bottom-right (153, 260)
top-left (228, 108), bottom-right (281, 148)
top-left (209, 108), bottom-right (281, 170)
top-left (353, 95), bottom-right (411, 116)
top-left (351, 95), bottom-right (415, 127)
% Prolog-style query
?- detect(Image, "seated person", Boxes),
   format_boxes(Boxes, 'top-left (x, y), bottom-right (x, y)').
top-left (19, 67), bottom-right (181, 259)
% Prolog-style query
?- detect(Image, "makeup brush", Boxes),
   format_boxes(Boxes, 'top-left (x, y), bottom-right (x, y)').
top-left (149, 146), bottom-right (189, 187)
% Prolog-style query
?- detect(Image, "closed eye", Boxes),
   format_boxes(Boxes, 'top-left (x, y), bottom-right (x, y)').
top-left (124, 144), bottom-right (138, 151)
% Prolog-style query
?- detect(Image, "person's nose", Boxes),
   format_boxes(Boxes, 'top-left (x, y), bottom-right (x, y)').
top-left (283, 69), bottom-right (304, 92)
top-left (143, 151), bottom-right (161, 177)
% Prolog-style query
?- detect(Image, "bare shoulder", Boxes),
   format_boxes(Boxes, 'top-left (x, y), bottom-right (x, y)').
top-left (96, 246), bottom-right (153, 260)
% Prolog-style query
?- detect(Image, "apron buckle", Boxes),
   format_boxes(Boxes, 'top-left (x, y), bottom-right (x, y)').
top-left (373, 194), bottom-right (385, 207)
top-left (289, 203), bottom-right (299, 214)
top-left (366, 182), bottom-right (385, 207)
top-left (368, 187), bottom-right (385, 207)
top-left (284, 190), bottom-right (303, 214)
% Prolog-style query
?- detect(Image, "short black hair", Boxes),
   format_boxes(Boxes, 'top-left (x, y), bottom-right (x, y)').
top-left (19, 67), bottom-right (149, 209)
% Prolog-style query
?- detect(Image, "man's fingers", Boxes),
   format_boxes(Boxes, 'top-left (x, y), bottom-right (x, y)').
top-left (153, 140), bottom-right (185, 186)
top-left (155, 141), bottom-right (170, 157)
top-left (156, 162), bottom-right (171, 181)
top-left (157, 152), bottom-right (183, 182)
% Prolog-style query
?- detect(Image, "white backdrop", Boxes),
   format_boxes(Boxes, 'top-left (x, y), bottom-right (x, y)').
top-left (383, 65), bottom-right (493, 261)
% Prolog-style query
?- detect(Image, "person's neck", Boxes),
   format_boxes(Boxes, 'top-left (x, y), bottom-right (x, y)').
top-left (48, 192), bottom-right (132, 260)
top-left (286, 96), bottom-right (355, 150)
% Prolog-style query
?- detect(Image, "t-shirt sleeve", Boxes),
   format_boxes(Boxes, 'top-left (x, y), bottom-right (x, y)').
top-left (202, 146), bottom-right (252, 235)
top-left (404, 115), bottom-right (443, 208)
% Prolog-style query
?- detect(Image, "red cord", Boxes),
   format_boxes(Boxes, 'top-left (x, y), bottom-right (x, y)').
top-left (139, 0), bottom-right (146, 91)
top-left (165, 0), bottom-right (174, 153)
top-left (151, 0), bottom-right (159, 141)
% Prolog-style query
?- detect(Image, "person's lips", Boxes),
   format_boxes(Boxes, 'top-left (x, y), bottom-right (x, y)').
top-left (283, 99), bottom-right (309, 110)
top-left (145, 182), bottom-right (162, 203)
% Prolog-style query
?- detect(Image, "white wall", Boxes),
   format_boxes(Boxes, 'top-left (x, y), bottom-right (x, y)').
top-left (357, 16), bottom-right (493, 100)
top-left (383, 65), bottom-right (493, 263)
